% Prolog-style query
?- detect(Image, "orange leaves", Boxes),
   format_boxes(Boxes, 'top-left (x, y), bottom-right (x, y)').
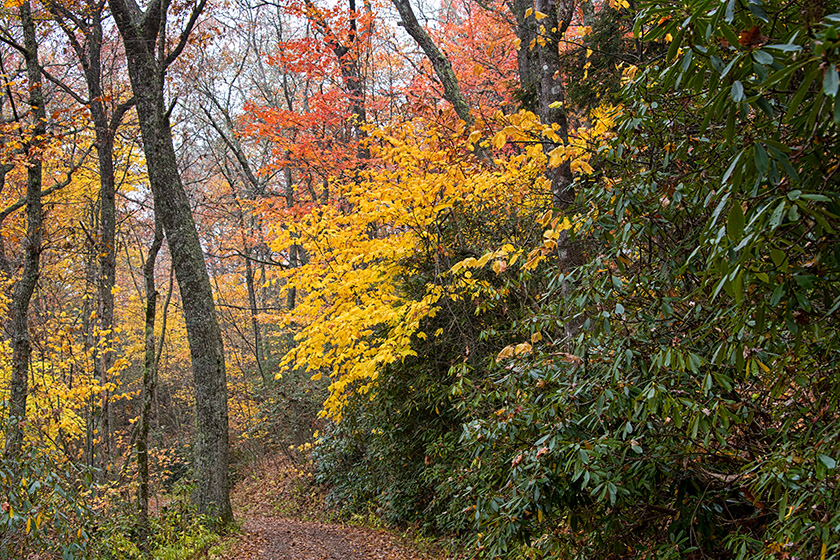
top-left (738, 26), bottom-right (767, 49)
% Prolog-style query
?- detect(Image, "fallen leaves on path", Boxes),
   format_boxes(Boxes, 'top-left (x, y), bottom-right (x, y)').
top-left (215, 455), bottom-right (445, 560)
top-left (221, 515), bottom-right (439, 560)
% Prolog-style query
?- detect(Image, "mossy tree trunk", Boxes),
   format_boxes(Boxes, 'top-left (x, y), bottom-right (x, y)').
top-left (108, 0), bottom-right (232, 524)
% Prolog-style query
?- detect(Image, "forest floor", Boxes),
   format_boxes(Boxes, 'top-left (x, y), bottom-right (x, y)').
top-left (212, 454), bottom-right (446, 560)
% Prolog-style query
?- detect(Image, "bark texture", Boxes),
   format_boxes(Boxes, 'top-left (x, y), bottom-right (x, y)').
top-left (108, 0), bottom-right (232, 524)
top-left (391, 0), bottom-right (473, 126)
top-left (137, 215), bottom-right (163, 552)
top-left (509, 0), bottom-right (575, 207)
top-left (4, 0), bottom-right (45, 467)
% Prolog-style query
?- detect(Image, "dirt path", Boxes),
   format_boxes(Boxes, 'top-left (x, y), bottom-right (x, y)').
top-left (233, 515), bottom-right (437, 560)
top-left (216, 457), bottom-right (442, 560)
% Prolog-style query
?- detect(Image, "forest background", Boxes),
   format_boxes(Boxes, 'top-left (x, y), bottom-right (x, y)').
top-left (0, 0), bottom-right (839, 558)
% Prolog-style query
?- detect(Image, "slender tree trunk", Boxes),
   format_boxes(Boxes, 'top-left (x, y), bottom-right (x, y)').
top-left (0, 163), bottom-right (15, 275)
top-left (285, 164), bottom-right (299, 310)
top-left (82, 204), bottom-right (100, 470)
top-left (391, 0), bottom-right (473, 126)
top-left (4, 0), bottom-right (45, 468)
top-left (304, 0), bottom-right (368, 155)
top-left (199, 105), bottom-right (267, 382)
top-left (48, 0), bottom-right (134, 478)
top-left (137, 213), bottom-right (163, 552)
top-left (243, 252), bottom-right (266, 384)
top-left (109, 0), bottom-right (232, 524)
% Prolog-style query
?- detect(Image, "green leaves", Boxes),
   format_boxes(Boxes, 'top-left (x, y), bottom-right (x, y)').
top-left (731, 80), bottom-right (745, 102)
top-left (752, 50), bottom-right (773, 65)
top-left (727, 202), bottom-right (745, 241)
top-left (823, 66), bottom-right (839, 97)
top-left (818, 454), bottom-right (837, 470)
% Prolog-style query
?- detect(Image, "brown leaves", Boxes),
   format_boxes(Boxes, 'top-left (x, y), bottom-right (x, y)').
top-left (738, 26), bottom-right (767, 49)
top-left (220, 454), bottom-right (444, 560)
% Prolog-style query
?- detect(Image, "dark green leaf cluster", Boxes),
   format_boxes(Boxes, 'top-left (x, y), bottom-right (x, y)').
top-left (462, 0), bottom-right (840, 557)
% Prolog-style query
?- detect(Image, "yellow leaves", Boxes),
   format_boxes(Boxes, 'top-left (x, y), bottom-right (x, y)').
top-left (516, 342), bottom-right (532, 355)
top-left (492, 131), bottom-right (507, 150)
top-left (525, 7), bottom-right (533, 17)
top-left (534, 10), bottom-right (548, 20)
top-left (497, 345), bottom-right (515, 360)
top-left (269, 112), bottom-right (619, 422)
top-left (548, 146), bottom-right (567, 168)
top-left (572, 158), bottom-right (595, 175)
top-left (621, 63), bottom-right (639, 83)
top-left (523, 249), bottom-right (545, 271)
top-left (497, 342), bottom-right (532, 361)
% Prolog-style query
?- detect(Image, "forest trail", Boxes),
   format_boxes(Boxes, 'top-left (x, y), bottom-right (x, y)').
top-left (234, 515), bottom-right (438, 559)
top-left (216, 455), bottom-right (442, 560)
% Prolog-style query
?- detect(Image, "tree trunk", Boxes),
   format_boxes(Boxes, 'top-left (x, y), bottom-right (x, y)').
top-left (304, 0), bottom-right (368, 154)
top-left (48, 0), bottom-right (135, 478)
top-left (4, 0), bottom-right (45, 468)
top-left (108, 0), bottom-right (232, 524)
top-left (137, 214), bottom-right (163, 552)
top-left (509, 0), bottom-right (575, 206)
top-left (391, 0), bottom-right (473, 126)
top-left (244, 251), bottom-right (266, 384)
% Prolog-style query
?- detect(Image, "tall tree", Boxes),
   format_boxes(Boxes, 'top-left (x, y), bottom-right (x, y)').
top-left (3, 0), bottom-right (45, 467)
top-left (137, 211), bottom-right (166, 551)
top-left (304, 0), bottom-right (369, 153)
top-left (508, 0), bottom-right (575, 205)
top-left (107, 0), bottom-right (232, 523)
top-left (46, 0), bottom-right (135, 474)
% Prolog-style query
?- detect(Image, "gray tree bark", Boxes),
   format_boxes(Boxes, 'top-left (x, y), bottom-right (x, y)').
top-left (108, 0), bottom-right (233, 524)
top-left (137, 213), bottom-right (164, 551)
top-left (4, 0), bottom-right (45, 468)
top-left (391, 0), bottom-right (473, 126)
top-left (508, 0), bottom-right (575, 207)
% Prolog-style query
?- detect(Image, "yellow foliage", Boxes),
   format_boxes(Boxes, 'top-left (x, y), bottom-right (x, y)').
top-left (272, 108), bottom-right (617, 421)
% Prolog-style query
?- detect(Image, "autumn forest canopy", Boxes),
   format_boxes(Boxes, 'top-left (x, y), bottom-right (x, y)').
top-left (0, 0), bottom-right (839, 557)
